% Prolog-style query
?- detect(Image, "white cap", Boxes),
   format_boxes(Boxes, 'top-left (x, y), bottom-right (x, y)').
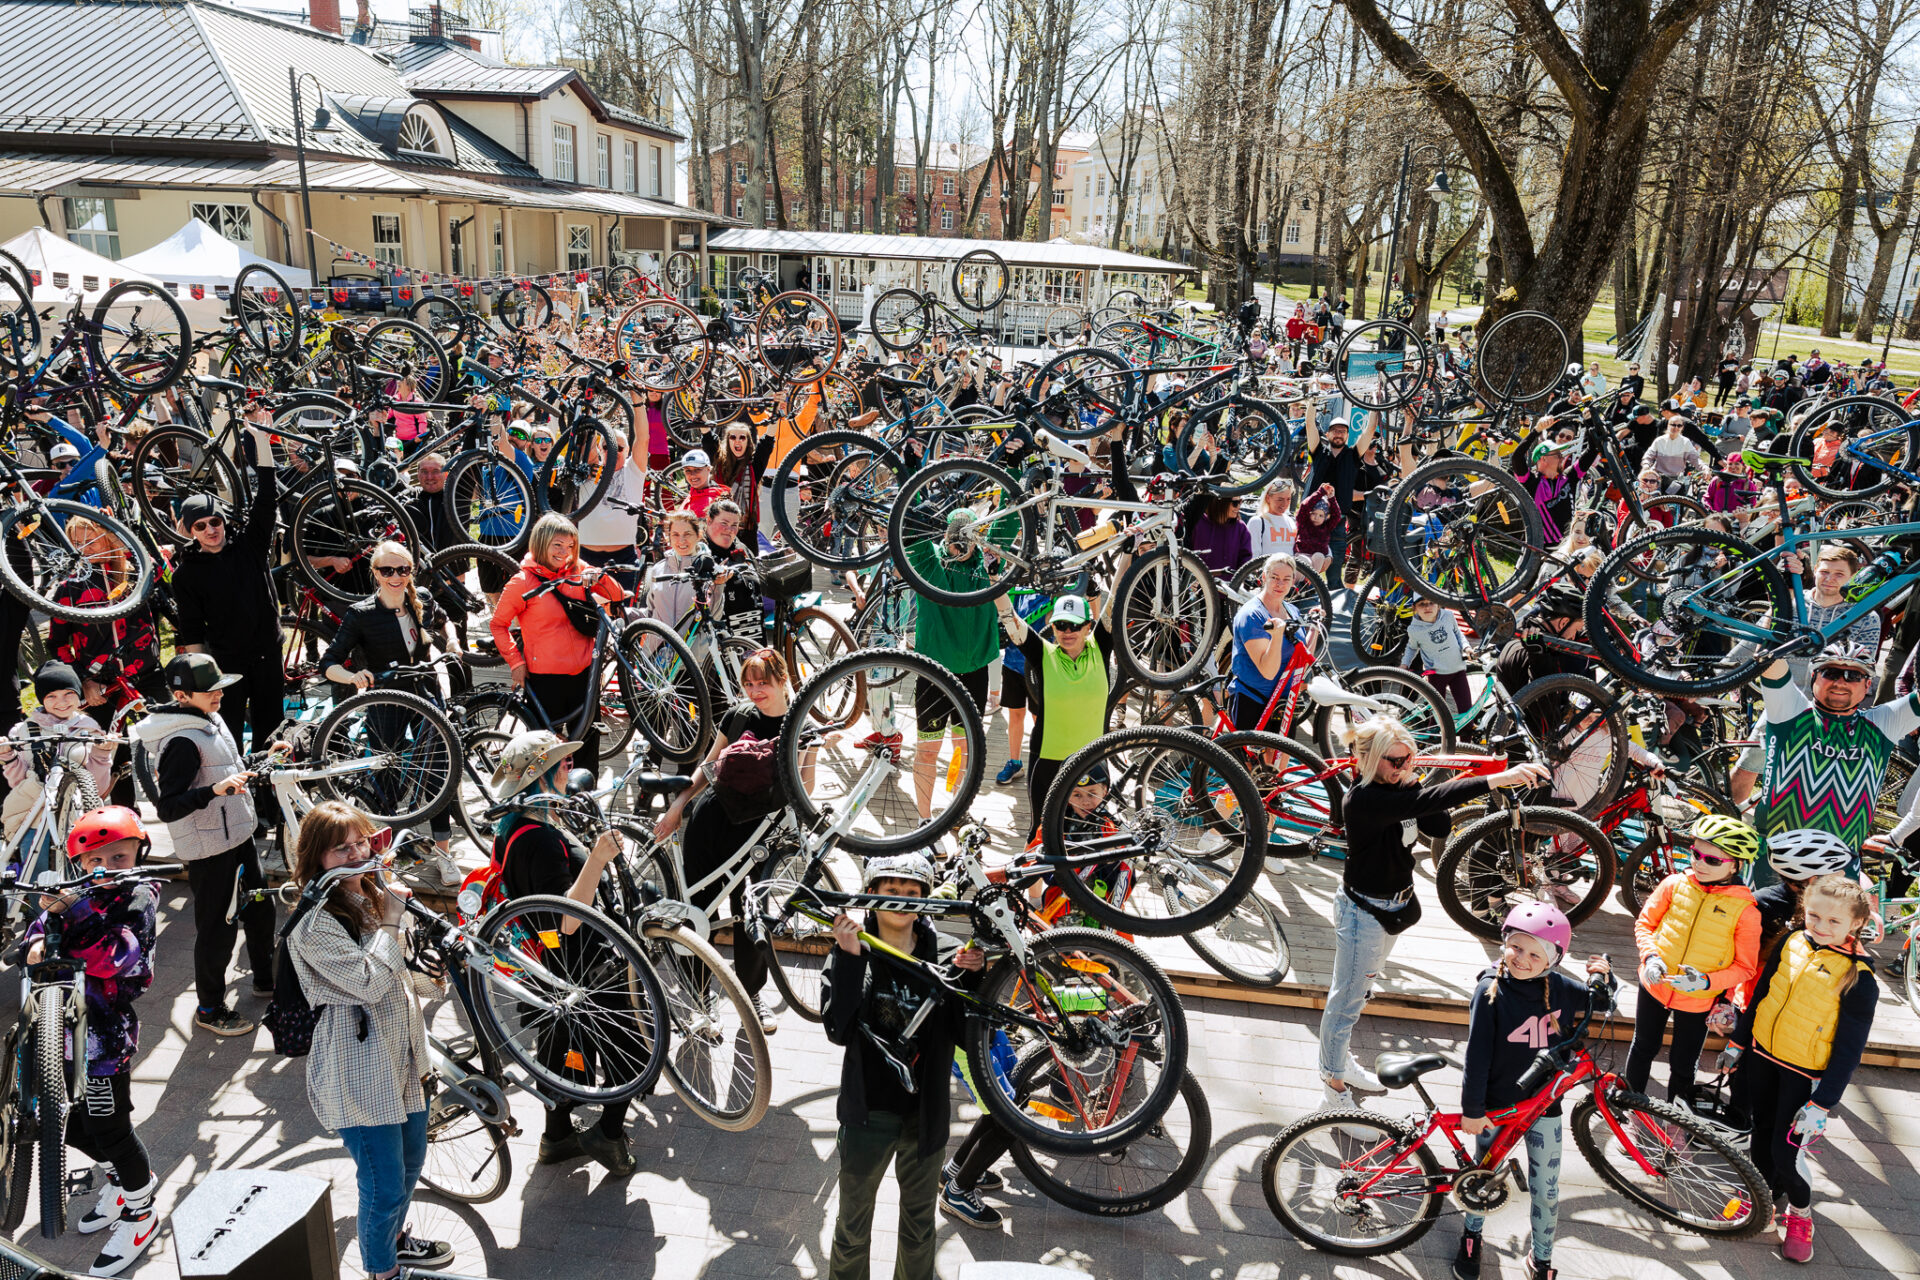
top-left (49, 442), bottom-right (79, 462)
top-left (682, 448), bottom-right (711, 469)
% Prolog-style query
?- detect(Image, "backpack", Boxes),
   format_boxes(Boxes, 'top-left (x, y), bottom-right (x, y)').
top-left (460, 823), bottom-right (539, 923)
top-left (263, 907), bottom-right (368, 1058)
top-left (713, 734), bottom-right (783, 823)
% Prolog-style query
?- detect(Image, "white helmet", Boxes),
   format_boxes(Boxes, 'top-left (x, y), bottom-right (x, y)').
top-left (1766, 828), bottom-right (1853, 882)
top-left (1812, 640), bottom-right (1876, 678)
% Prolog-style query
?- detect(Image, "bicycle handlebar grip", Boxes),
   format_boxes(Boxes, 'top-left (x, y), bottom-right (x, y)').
top-left (1514, 1050), bottom-right (1560, 1096)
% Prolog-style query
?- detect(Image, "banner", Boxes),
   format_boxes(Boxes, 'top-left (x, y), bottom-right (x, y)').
top-left (303, 229), bottom-right (609, 299)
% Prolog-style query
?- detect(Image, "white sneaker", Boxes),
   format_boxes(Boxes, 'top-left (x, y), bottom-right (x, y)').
top-left (1339, 1054), bottom-right (1383, 1092)
top-left (77, 1175), bottom-right (124, 1234)
top-left (89, 1177), bottom-right (159, 1277)
top-left (433, 853), bottom-right (462, 888)
top-left (1321, 1084), bottom-right (1379, 1139)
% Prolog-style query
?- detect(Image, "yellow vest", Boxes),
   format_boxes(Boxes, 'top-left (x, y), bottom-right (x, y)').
top-left (1751, 932), bottom-right (1868, 1072)
top-left (1651, 876), bottom-right (1750, 974)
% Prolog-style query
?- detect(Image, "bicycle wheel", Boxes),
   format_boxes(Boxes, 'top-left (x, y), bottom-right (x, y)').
top-left (644, 921), bottom-right (772, 1132)
top-left (33, 987), bottom-right (65, 1238)
top-left (787, 606), bottom-right (862, 726)
top-left (417, 1028), bottom-right (511, 1204)
top-left (452, 729), bottom-right (510, 855)
top-left (1044, 728), bottom-right (1264, 936)
top-left (592, 650), bottom-right (637, 760)
top-left (664, 251), bottom-right (698, 290)
top-left (763, 851), bottom-right (851, 1021)
top-left (312, 689), bottom-right (461, 825)
top-left (1434, 805), bottom-right (1616, 939)
top-left (1030, 347), bottom-right (1137, 440)
top-left (470, 894), bottom-right (666, 1104)
top-left (364, 318), bottom-right (449, 402)
top-left (1103, 677), bottom-right (1203, 733)
top-left (1904, 920), bottom-right (1920, 1014)
top-left (1585, 527), bottom-right (1792, 696)
top-left (1786, 395), bottom-right (1917, 500)
top-left (1178, 399), bottom-right (1290, 497)
top-left (1510, 673), bottom-right (1628, 817)
top-left (616, 618), bottom-right (712, 765)
top-left (0, 1028), bottom-right (22, 1232)
top-left (754, 291), bottom-right (841, 384)
top-left (1350, 566), bottom-right (1416, 663)
top-left (0, 262), bottom-right (36, 377)
top-left (1384, 455), bottom-right (1544, 608)
top-left (951, 248), bottom-right (1009, 311)
top-left (871, 289), bottom-right (933, 352)
top-left (423, 542), bottom-right (519, 668)
top-left (1334, 319), bottom-right (1427, 411)
top-left (93, 281), bottom-right (190, 394)
top-left (1309, 666), bottom-right (1456, 761)
top-left (1214, 730), bottom-right (1345, 857)
top-left (849, 584), bottom-right (919, 670)
top-left (772, 432), bottom-right (902, 570)
top-left (966, 928), bottom-right (1186, 1155)
top-left (0, 500), bottom-right (155, 624)
top-left (494, 281), bottom-right (552, 331)
top-left (233, 263), bottom-right (302, 358)
top-left (129, 426), bottom-right (245, 540)
top-left (1110, 547), bottom-right (1222, 688)
top-left (781, 649), bottom-right (983, 854)
top-left (1179, 866), bottom-right (1289, 985)
top-left (1045, 307), bottom-right (1089, 349)
top-left (1569, 1092), bottom-right (1770, 1237)
top-left (538, 417), bottom-right (618, 521)
top-left (289, 478), bottom-right (424, 607)
top-left (1009, 1067), bottom-right (1210, 1216)
top-left (1261, 1109), bottom-right (1442, 1255)
top-left (615, 299), bottom-right (710, 392)
top-left (886, 458), bottom-right (1032, 607)
top-left (1474, 310), bottom-right (1569, 407)
top-left (409, 296), bottom-right (477, 352)
top-left (441, 452), bottom-right (534, 554)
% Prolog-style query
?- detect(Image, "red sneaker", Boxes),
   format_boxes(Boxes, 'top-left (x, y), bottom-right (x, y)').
top-left (1783, 1210), bottom-right (1814, 1263)
top-left (856, 732), bottom-right (903, 750)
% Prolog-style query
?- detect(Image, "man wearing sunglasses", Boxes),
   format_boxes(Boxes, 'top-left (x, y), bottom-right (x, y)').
top-left (1749, 642), bottom-right (1920, 890)
top-left (994, 591), bottom-right (1117, 838)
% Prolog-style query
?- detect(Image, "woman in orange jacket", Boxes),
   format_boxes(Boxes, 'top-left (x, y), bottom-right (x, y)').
top-left (489, 512), bottom-right (625, 773)
top-left (1622, 813), bottom-right (1762, 1108)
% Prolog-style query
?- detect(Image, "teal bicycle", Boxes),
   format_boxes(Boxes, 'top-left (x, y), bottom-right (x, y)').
top-left (1584, 443), bottom-right (1920, 695)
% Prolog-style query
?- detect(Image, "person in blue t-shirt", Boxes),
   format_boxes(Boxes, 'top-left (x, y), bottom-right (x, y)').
top-left (1228, 554), bottom-right (1307, 732)
top-left (22, 405), bottom-right (108, 509)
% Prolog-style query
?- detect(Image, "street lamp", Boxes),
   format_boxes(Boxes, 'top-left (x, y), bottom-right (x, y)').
top-left (289, 69), bottom-right (335, 272)
top-left (1382, 140), bottom-right (1456, 315)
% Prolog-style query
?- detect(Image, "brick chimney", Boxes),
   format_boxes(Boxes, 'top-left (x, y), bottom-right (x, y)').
top-left (356, 0), bottom-right (372, 31)
top-left (308, 0), bottom-right (341, 33)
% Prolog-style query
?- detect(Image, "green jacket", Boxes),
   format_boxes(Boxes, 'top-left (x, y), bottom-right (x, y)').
top-left (905, 538), bottom-right (1001, 676)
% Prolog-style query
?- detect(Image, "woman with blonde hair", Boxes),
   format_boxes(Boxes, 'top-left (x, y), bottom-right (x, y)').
top-left (1248, 480), bottom-right (1298, 558)
top-left (284, 801), bottom-right (449, 1279)
top-left (1315, 715), bottom-right (1546, 1114)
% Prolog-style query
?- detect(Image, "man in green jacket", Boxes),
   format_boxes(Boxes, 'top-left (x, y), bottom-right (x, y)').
top-left (904, 512), bottom-right (1002, 820)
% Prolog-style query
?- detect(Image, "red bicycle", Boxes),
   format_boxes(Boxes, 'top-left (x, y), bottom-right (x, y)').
top-left (1260, 974), bottom-right (1772, 1254)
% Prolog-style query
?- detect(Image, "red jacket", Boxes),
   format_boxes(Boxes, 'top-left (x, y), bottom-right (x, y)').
top-left (1285, 317), bottom-right (1310, 340)
top-left (490, 554), bottom-right (626, 675)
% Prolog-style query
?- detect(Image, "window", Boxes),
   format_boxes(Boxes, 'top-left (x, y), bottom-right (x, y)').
top-left (191, 202), bottom-right (252, 244)
top-left (852, 207), bottom-right (862, 228)
top-left (64, 198), bottom-right (120, 257)
top-left (1083, 175), bottom-right (1090, 198)
top-left (1053, 160), bottom-right (1064, 178)
top-left (942, 175), bottom-right (954, 196)
top-left (1142, 176), bottom-right (1154, 197)
top-left (623, 140), bottom-right (637, 192)
top-left (596, 134), bottom-right (611, 188)
top-left (492, 217), bottom-right (503, 274)
top-left (552, 123), bottom-right (576, 182)
top-left (790, 201), bottom-right (802, 218)
top-left (650, 145), bottom-right (663, 197)
top-left (1155, 214), bottom-right (1165, 235)
top-left (896, 171), bottom-right (910, 194)
top-left (1051, 190), bottom-right (1065, 208)
top-left (448, 216), bottom-right (464, 275)
top-left (1285, 221), bottom-right (1302, 245)
top-left (940, 208), bottom-right (953, 230)
top-left (371, 214), bottom-right (401, 269)
top-left (1096, 174), bottom-right (1106, 197)
top-left (397, 112), bottom-right (441, 154)
top-left (1301, 198), bottom-right (1311, 211)
top-left (833, 210), bottom-right (845, 230)
top-left (1257, 225), bottom-right (1269, 248)
top-left (1080, 216), bottom-right (1087, 231)
top-left (566, 224), bottom-right (591, 270)
top-left (735, 162), bottom-right (747, 183)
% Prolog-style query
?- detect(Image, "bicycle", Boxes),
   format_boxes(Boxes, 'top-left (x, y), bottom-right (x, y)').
top-left (868, 249), bottom-right (1012, 353)
top-left (1260, 971), bottom-right (1772, 1253)
top-left (0, 718), bottom-right (134, 951)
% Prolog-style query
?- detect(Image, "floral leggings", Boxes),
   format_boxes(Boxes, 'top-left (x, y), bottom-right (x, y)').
top-left (1463, 1113), bottom-right (1564, 1263)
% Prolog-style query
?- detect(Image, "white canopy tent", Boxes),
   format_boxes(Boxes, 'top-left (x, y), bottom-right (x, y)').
top-left (120, 218), bottom-right (314, 290)
top-left (0, 227), bottom-right (162, 303)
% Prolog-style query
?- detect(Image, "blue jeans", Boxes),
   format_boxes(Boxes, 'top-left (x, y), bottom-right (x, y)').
top-left (1463, 1114), bottom-right (1564, 1263)
top-left (1316, 891), bottom-right (1399, 1080)
top-left (338, 1110), bottom-right (428, 1276)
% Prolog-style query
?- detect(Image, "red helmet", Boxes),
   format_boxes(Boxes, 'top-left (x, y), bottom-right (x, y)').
top-left (67, 806), bottom-right (150, 862)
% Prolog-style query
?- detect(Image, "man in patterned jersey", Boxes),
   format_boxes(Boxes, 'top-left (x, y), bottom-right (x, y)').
top-left (1751, 641), bottom-right (1918, 889)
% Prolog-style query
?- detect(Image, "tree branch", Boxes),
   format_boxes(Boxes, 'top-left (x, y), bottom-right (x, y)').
top-left (1497, 0), bottom-right (1596, 117)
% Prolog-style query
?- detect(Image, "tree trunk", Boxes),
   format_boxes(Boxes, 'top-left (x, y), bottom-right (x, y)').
top-left (1852, 122), bottom-right (1920, 343)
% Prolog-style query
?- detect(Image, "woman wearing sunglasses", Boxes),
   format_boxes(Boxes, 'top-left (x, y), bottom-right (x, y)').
top-left (1318, 715), bottom-right (1547, 1115)
top-left (317, 542), bottom-right (461, 888)
top-left (993, 591), bottom-right (1116, 839)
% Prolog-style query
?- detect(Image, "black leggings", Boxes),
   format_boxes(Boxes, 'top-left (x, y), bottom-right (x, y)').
top-left (1026, 757), bottom-right (1064, 841)
top-left (950, 1115), bottom-right (1012, 1189)
top-left (1744, 1053), bottom-right (1817, 1209)
top-left (534, 933), bottom-right (650, 1141)
top-left (1623, 986), bottom-right (1711, 1105)
top-left (66, 1070), bottom-right (151, 1190)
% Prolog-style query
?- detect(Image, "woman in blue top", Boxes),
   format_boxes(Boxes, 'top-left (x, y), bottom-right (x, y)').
top-left (1227, 554), bottom-right (1305, 731)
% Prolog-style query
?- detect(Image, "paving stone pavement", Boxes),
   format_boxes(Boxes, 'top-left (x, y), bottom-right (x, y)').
top-left (7, 879), bottom-right (1918, 1280)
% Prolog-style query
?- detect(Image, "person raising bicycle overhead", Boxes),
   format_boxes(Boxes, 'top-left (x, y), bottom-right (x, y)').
top-left (993, 591), bottom-right (1115, 839)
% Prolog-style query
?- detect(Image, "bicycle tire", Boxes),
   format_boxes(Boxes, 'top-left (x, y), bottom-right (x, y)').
top-left (1109, 547), bottom-right (1222, 688)
top-left (1384, 455), bottom-right (1545, 608)
top-left (1213, 730), bottom-right (1345, 854)
top-left (93, 281), bottom-right (190, 395)
top-left (1045, 727), bottom-right (1265, 936)
top-left (408, 296), bottom-right (478, 352)
top-left (965, 928), bottom-right (1187, 1156)
top-left (616, 618), bottom-right (712, 765)
top-left (770, 431), bottom-right (899, 570)
top-left (1308, 666), bottom-right (1457, 761)
top-left (664, 251), bottom-right (698, 290)
top-left (1434, 805), bottom-right (1617, 939)
top-left (871, 289), bottom-right (933, 352)
top-left (1510, 673), bottom-right (1629, 817)
top-left (1473, 310), bottom-right (1569, 407)
top-left (233, 263), bottom-right (302, 359)
top-left (129, 425), bottom-right (247, 541)
top-left (493, 281), bottom-right (552, 331)
top-left (781, 649), bottom-right (984, 854)
top-left (753, 291), bottom-right (841, 385)
top-left (0, 1028), bottom-right (23, 1232)
top-left (417, 1027), bottom-right (511, 1204)
top-left (1904, 919), bottom-right (1920, 1015)
top-left (887, 458), bottom-right (1033, 606)
top-left (1350, 565), bottom-right (1415, 662)
top-left (614, 299), bottom-right (710, 392)
top-left (288, 477), bottom-right (423, 606)
top-left (592, 653), bottom-right (637, 760)
top-left (0, 270), bottom-right (36, 377)
top-left (471, 893), bottom-right (666, 1104)
top-left (1261, 1109), bottom-right (1442, 1255)
top-left (33, 987), bottom-right (65, 1239)
top-left (1569, 1092), bottom-right (1771, 1237)
top-left (787, 606), bottom-right (862, 726)
top-left (951, 248), bottom-right (1009, 311)
top-left (452, 729), bottom-right (511, 855)
top-left (1030, 347), bottom-right (1137, 440)
top-left (312, 689), bottom-right (462, 825)
top-left (440, 453), bottom-right (534, 554)
top-left (644, 921), bottom-right (772, 1132)
top-left (1333, 319), bottom-right (1428, 411)
top-left (1785, 395), bottom-right (1917, 500)
top-left (1103, 677), bottom-right (1204, 733)
top-left (1229, 558), bottom-right (1333, 627)
top-left (1008, 1067), bottom-right (1210, 1216)
top-left (363, 318), bottom-right (449, 402)
top-left (536, 416), bottom-right (618, 522)
top-left (282, 614), bottom-right (353, 702)
top-left (0, 500), bottom-right (155, 623)
top-left (848, 584), bottom-right (918, 674)
top-left (1179, 398), bottom-right (1290, 498)
top-left (424, 542), bottom-right (519, 667)
top-left (1179, 868), bottom-right (1289, 986)
top-left (763, 852), bottom-right (851, 1021)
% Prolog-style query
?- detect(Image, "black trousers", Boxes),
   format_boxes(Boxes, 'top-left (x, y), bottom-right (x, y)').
top-left (212, 650), bottom-right (285, 755)
top-left (1744, 1052), bottom-right (1817, 1209)
top-left (66, 1070), bottom-right (151, 1191)
top-left (949, 1114), bottom-right (1012, 1189)
top-left (1623, 986), bottom-right (1711, 1105)
top-left (184, 840), bottom-right (277, 1011)
top-left (525, 669), bottom-right (599, 775)
top-left (0, 590), bottom-right (27, 735)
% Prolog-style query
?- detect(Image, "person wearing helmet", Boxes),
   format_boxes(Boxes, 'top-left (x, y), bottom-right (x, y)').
top-left (1492, 582), bottom-right (1589, 696)
top-left (994, 588), bottom-right (1119, 839)
top-left (23, 806), bottom-right (162, 1276)
top-left (1622, 812), bottom-right (1761, 1111)
top-left (488, 729), bottom-right (634, 1175)
top-left (1452, 902), bottom-right (1613, 1280)
top-left (1755, 828), bottom-right (1857, 961)
top-left (824, 854), bottom-right (988, 1261)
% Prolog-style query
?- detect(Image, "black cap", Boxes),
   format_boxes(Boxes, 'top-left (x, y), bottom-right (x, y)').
top-left (1632, 402), bottom-right (1654, 415)
top-left (33, 661), bottom-right (80, 701)
top-left (177, 492), bottom-right (225, 526)
top-left (166, 653), bottom-right (241, 693)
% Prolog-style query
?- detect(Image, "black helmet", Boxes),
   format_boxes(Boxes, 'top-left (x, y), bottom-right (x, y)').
top-left (1538, 583), bottom-right (1585, 622)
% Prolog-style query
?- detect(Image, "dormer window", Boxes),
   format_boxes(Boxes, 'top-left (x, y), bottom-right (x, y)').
top-left (397, 107), bottom-right (450, 157)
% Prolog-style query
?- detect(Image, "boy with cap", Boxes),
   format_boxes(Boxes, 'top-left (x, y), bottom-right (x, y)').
top-left (682, 449), bottom-right (730, 518)
top-left (0, 662), bottom-right (116, 852)
top-left (132, 654), bottom-right (276, 1037)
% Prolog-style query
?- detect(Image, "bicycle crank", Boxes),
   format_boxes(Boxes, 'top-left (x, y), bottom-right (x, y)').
top-left (1448, 1160), bottom-right (1526, 1213)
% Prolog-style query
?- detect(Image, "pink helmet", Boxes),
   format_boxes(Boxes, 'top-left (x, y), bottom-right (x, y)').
top-left (1502, 901), bottom-right (1572, 959)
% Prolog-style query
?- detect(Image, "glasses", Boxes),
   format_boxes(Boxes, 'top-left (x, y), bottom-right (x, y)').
top-left (1816, 668), bottom-right (1869, 684)
top-left (374, 565), bottom-right (413, 578)
top-left (532, 437), bottom-right (555, 446)
top-left (1693, 851), bottom-right (1732, 867)
top-left (326, 837), bottom-right (373, 861)
top-left (1052, 620), bottom-right (1089, 634)
top-left (507, 428), bottom-right (530, 441)
top-left (1380, 752), bottom-right (1414, 770)
top-left (191, 517), bottom-right (225, 533)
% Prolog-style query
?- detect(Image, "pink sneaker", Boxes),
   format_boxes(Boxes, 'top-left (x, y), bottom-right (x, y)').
top-left (855, 731), bottom-right (903, 750)
top-left (1782, 1210), bottom-right (1814, 1263)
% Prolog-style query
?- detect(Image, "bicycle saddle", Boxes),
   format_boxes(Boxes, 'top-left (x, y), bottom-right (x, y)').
top-left (1374, 1052), bottom-right (1450, 1090)
top-left (196, 376), bottom-right (250, 396)
top-left (631, 773), bottom-right (693, 796)
top-left (1305, 675), bottom-right (1388, 711)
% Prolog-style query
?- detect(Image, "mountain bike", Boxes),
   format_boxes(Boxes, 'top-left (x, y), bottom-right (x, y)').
top-left (868, 249), bottom-right (1011, 352)
top-left (0, 720), bottom-right (131, 951)
top-left (1261, 972), bottom-right (1772, 1253)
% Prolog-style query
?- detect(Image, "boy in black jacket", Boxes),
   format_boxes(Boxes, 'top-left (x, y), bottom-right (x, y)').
top-left (823, 854), bottom-right (984, 1279)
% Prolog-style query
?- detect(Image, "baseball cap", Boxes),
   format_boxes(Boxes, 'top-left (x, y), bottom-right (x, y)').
top-left (682, 449), bottom-right (711, 469)
top-left (177, 492), bottom-right (225, 525)
top-left (1050, 595), bottom-right (1090, 627)
top-left (49, 442), bottom-right (79, 462)
top-left (166, 653), bottom-right (241, 693)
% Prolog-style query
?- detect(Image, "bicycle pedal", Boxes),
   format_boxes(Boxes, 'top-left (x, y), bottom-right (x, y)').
top-left (1506, 1157), bottom-right (1527, 1193)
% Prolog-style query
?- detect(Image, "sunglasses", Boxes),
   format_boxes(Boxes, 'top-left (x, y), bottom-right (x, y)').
top-left (532, 437), bottom-right (555, 446)
top-left (1816, 668), bottom-right (1868, 684)
top-left (1052, 620), bottom-right (1089, 633)
top-left (507, 428), bottom-right (530, 441)
top-left (1381, 752), bottom-right (1414, 769)
top-left (191, 516), bottom-right (225, 532)
top-left (1693, 851), bottom-right (1733, 867)
top-left (374, 565), bottom-right (413, 578)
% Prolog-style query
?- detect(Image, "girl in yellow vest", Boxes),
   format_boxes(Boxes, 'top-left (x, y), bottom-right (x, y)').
top-left (1623, 813), bottom-right (1762, 1107)
top-left (1718, 875), bottom-right (1877, 1263)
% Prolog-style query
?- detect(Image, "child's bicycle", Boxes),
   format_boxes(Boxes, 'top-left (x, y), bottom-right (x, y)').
top-left (1259, 971), bottom-right (1773, 1255)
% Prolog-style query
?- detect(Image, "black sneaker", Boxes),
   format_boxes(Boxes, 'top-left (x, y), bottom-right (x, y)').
top-left (941, 1159), bottom-right (1003, 1193)
top-left (537, 1130), bottom-right (584, 1165)
top-left (579, 1128), bottom-right (636, 1176)
top-left (938, 1181), bottom-right (1003, 1229)
top-left (395, 1230), bottom-right (454, 1270)
top-left (1529, 1259), bottom-right (1556, 1280)
top-left (1452, 1229), bottom-right (1482, 1280)
top-left (194, 1007), bottom-right (254, 1037)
